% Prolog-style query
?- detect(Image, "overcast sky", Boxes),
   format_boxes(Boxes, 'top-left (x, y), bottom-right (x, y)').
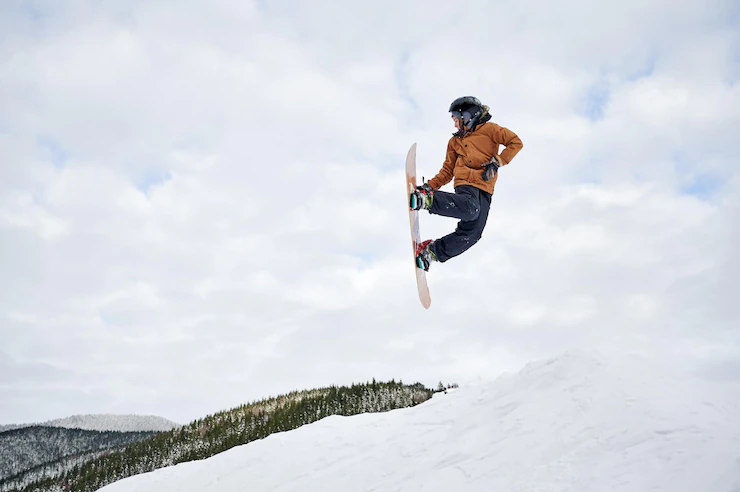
top-left (1, 0), bottom-right (738, 426)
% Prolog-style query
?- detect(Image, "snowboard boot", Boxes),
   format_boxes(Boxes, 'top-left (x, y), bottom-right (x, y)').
top-left (409, 187), bottom-right (433, 211)
top-left (415, 239), bottom-right (437, 271)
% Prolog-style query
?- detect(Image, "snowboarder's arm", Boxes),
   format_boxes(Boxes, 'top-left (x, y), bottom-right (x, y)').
top-left (490, 124), bottom-right (523, 165)
top-left (427, 141), bottom-right (456, 190)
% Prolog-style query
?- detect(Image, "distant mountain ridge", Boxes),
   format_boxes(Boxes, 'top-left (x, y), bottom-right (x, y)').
top-left (43, 414), bottom-right (180, 432)
top-left (0, 414), bottom-right (180, 491)
top-left (0, 427), bottom-right (157, 489)
top-left (1, 414), bottom-right (180, 433)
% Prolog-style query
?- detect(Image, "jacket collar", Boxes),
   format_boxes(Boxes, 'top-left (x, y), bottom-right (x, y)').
top-left (453, 121), bottom-right (488, 139)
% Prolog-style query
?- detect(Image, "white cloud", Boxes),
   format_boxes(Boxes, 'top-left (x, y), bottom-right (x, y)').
top-left (0, 0), bottom-right (738, 425)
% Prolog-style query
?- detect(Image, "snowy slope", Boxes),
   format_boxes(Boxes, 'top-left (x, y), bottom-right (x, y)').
top-left (99, 351), bottom-right (740, 492)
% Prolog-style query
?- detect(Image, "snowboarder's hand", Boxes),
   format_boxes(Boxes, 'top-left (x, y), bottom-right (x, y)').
top-left (417, 183), bottom-right (434, 193)
top-left (482, 155), bottom-right (502, 181)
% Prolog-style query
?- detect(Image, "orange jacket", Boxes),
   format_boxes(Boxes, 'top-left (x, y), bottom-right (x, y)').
top-left (427, 122), bottom-right (523, 194)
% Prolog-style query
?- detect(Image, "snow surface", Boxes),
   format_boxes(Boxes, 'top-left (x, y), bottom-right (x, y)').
top-left (99, 351), bottom-right (740, 492)
top-left (1, 415), bottom-right (180, 433)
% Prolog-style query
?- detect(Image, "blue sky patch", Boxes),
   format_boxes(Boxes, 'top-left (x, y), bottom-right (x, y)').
top-left (580, 82), bottom-right (610, 122)
top-left (577, 74), bottom-right (611, 123)
top-left (353, 251), bottom-right (375, 264)
top-left (681, 173), bottom-right (721, 200)
top-left (22, 2), bottom-right (43, 22)
top-left (135, 169), bottom-right (173, 193)
top-left (674, 151), bottom-right (723, 200)
top-left (626, 54), bottom-right (656, 82)
top-left (36, 135), bottom-right (67, 168)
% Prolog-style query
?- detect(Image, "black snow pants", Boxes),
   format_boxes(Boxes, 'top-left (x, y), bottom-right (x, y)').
top-left (428, 185), bottom-right (492, 263)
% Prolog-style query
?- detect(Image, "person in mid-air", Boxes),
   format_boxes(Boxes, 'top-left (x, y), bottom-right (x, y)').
top-left (409, 96), bottom-right (523, 271)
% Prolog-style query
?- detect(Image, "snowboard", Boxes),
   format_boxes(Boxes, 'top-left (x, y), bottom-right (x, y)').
top-left (406, 143), bottom-right (432, 309)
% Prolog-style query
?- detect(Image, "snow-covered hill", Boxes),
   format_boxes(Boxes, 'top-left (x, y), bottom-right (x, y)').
top-left (99, 351), bottom-right (740, 492)
top-left (0, 425), bottom-right (23, 433)
top-left (1, 415), bottom-right (179, 433)
top-left (42, 414), bottom-right (179, 432)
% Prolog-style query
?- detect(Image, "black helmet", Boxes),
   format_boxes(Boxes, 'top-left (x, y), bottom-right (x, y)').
top-left (449, 96), bottom-right (484, 131)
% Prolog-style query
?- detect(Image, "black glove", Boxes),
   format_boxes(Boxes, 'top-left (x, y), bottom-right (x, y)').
top-left (482, 157), bottom-right (500, 181)
top-left (417, 182), bottom-right (434, 193)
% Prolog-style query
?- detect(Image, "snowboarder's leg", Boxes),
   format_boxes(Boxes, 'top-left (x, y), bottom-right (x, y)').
top-left (428, 186), bottom-right (483, 221)
top-left (430, 186), bottom-right (492, 263)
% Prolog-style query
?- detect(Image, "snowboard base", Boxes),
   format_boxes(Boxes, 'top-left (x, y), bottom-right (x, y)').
top-left (406, 143), bottom-right (431, 309)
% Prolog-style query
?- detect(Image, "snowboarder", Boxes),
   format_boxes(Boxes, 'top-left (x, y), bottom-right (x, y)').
top-left (409, 96), bottom-right (523, 271)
